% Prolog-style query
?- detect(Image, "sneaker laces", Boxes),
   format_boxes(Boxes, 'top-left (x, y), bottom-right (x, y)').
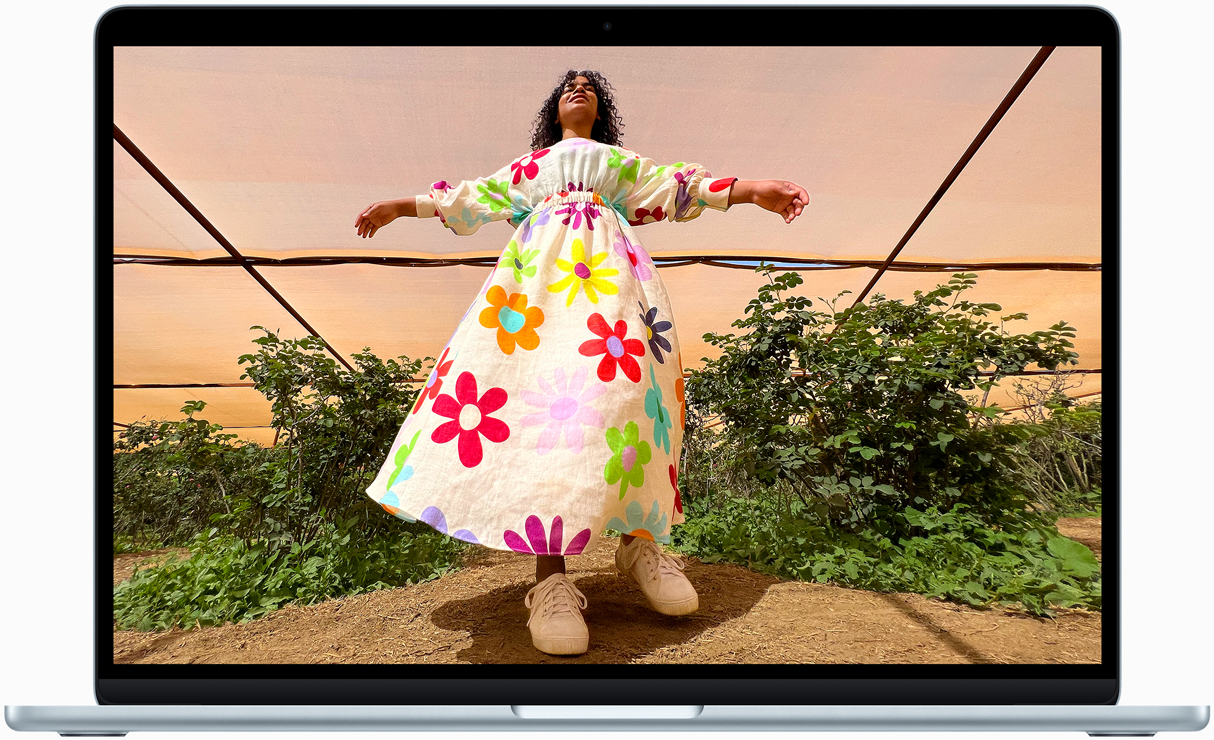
top-left (625, 539), bottom-right (686, 584)
top-left (524, 574), bottom-right (588, 627)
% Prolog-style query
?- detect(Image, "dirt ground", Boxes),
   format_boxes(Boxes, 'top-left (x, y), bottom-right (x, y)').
top-left (112, 518), bottom-right (1101, 665)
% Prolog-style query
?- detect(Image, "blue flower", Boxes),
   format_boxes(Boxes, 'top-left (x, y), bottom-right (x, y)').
top-left (508, 193), bottom-right (533, 227)
top-left (644, 364), bottom-right (672, 454)
top-left (606, 500), bottom-right (670, 544)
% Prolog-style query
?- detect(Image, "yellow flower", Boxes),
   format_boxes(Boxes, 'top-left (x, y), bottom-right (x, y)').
top-left (548, 237), bottom-right (619, 307)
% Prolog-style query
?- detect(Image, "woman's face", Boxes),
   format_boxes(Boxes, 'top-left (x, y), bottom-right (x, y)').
top-left (556, 75), bottom-right (600, 131)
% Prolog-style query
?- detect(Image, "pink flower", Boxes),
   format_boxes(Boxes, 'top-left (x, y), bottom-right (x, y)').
top-left (504, 515), bottom-right (592, 556)
top-left (431, 371), bottom-right (510, 468)
top-left (510, 149), bottom-right (549, 185)
top-left (519, 367), bottom-right (605, 455)
top-left (613, 229), bottom-right (653, 281)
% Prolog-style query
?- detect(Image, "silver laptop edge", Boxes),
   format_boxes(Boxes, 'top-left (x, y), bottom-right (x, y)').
top-left (5, 704), bottom-right (1210, 735)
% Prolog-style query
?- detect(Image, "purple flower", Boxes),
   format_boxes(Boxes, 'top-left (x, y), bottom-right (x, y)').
top-left (419, 505), bottom-right (480, 544)
top-left (555, 200), bottom-right (601, 231)
top-left (519, 208), bottom-right (551, 244)
top-left (672, 168), bottom-right (699, 220)
top-left (638, 302), bottom-right (673, 363)
top-left (503, 515), bottom-right (592, 556)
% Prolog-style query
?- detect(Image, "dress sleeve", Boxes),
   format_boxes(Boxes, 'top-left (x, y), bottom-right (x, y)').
top-left (614, 147), bottom-right (738, 226)
top-left (415, 155), bottom-right (535, 236)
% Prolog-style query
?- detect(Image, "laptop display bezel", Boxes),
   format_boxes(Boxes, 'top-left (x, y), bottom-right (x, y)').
top-left (96, 4), bottom-right (1119, 705)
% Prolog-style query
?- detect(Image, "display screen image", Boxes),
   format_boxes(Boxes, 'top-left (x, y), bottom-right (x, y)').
top-left (109, 43), bottom-right (1104, 666)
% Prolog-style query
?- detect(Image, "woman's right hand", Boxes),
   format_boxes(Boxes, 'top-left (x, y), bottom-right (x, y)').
top-left (355, 201), bottom-right (400, 238)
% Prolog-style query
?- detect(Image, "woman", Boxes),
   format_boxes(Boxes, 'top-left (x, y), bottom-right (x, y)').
top-left (354, 70), bottom-right (808, 657)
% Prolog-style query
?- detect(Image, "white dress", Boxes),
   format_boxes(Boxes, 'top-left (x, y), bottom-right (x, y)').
top-left (365, 136), bottom-right (737, 555)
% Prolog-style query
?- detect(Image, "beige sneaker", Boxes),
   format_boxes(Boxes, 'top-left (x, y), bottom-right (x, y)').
top-left (615, 537), bottom-right (699, 616)
top-left (524, 573), bottom-right (589, 655)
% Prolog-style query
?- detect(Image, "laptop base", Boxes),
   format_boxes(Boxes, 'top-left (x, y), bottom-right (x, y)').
top-left (6, 704), bottom-right (1209, 734)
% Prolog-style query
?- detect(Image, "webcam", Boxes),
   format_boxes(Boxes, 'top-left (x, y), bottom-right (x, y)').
top-left (603, 21), bottom-right (612, 30)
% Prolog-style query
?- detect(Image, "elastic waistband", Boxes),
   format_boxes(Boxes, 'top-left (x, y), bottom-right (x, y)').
top-left (538, 189), bottom-right (610, 209)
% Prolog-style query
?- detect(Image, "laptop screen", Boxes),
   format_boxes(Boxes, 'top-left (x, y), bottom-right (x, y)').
top-left (100, 6), bottom-right (1115, 704)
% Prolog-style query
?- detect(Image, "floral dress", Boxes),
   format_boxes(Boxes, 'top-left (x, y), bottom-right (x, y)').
top-left (365, 137), bottom-right (737, 555)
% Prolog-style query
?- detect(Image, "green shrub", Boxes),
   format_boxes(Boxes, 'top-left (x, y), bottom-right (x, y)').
top-left (670, 494), bottom-right (1099, 617)
top-left (113, 518), bottom-right (467, 631)
top-left (683, 267), bottom-right (1082, 534)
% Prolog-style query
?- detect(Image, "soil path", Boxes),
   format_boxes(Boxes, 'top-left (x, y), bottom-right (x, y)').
top-left (114, 518), bottom-right (1100, 665)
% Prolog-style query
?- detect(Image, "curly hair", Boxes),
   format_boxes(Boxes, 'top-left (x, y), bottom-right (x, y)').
top-left (529, 69), bottom-right (625, 151)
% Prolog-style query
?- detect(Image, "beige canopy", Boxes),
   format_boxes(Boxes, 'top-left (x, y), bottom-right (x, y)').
top-left (113, 45), bottom-right (1102, 441)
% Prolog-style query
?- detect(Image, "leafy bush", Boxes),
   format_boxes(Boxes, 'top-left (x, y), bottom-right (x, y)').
top-left (113, 518), bottom-right (466, 630)
top-left (670, 494), bottom-right (1100, 617)
top-left (683, 267), bottom-right (1081, 533)
top-left (112, 328), bottom-right (459, 630)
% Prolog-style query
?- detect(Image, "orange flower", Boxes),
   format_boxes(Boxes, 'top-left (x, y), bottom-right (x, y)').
top-left (676, 351), bottom-right (686, 429)
top-left (479, 285), bottom-right (544, 355)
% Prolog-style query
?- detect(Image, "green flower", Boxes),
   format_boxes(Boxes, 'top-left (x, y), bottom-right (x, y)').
top-left (386, 429), bottom-right (421, 490)
top-left (607, 148), bottom-right (640, 186)
top-left (604, 421), bottom-right (652, 500)
top-left (644, 364), bottom-right (672, 454)
top-left (498, 239), bottom-right (539, 283)
top-left (476, 179), bottom-right (511, 212)
top-left (641, 162), bottom-right (685, 186)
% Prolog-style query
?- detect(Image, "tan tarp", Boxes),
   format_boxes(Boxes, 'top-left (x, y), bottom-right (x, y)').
top-left (112, 45), bottom-right (1102, 439)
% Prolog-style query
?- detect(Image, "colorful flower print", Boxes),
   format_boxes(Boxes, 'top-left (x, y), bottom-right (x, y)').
top-left (518, 208), bottom-right (551, 244)
top-left (519, 366), bottom-right (605, 455)
top-left (606, 500), bottom-right (670, 544)
top-left (641, 162), bottom-right (686, 186)
top-left (628, 205), bottom-right (666, 226)
top-left (565, 181), bottom-right (593, 193)
top-left (604, 421), bottom-right (652, 499)
top-left (386, 430), bottom-right (422, 490)
top-left (644, 364), bottom-right (673, 455)
top-left (377, 491), bottom-right (417, 523)
top-left (555, 199), bottom-right (602, 231)
top-left (548, 237), bottom-right (619, 307)
top-left (431, 371), bottom-right (510, 468)
top-left (613, 229), bottom-right (653, 281)
top-left (412, 346), bottom-right (455, 415)
top-left (432, 180), bottom-right (455, 192)
top-left (504, 514), bottom-right (592, 556)
top-left (499, 239), bottom-right (539, 283)
top-left (607, 147), bottom-right (640, 186)
top-left (508, 194), bottom-right (533, 228)
top-left (672, 168), bottom-right (699, 220)
top-left (419, 505), bottom-right (480, 544)
top-left (479, 286), bottom-right (544, 355)
top-left (511, 148), bottom-right (549, 185)
top-left (638, 302), bottom-right (673, 363)
top-left (669, 464), bottom-right (683, 515)
top-left (476, 179), bottom-right (512, 213)
top-left (605, 190), bottom-right (629, 222)
top-left (449, 206), bottom-right (493, 232)
top-left (675, 350), bottom-right (686, 430)
top-left (579, 312), bottom-right (645, 383)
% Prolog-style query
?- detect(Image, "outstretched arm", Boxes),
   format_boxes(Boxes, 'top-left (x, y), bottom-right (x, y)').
top-left (355, 197), bottom-right (415, 239)
top-left (728, 180), bottom-right (810, 224)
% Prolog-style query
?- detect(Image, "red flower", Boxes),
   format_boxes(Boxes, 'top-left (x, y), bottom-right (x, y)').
top-left (431, 371), bottom-right (510, 468)
top-left (412, 346), bottom-right (454, 415)
top-left (628, 205), bottom-right (666, 226)
top-left (578, 313), bottom-right (644, 383)
top-left (669, 464), bottom-right (683, 514)
top-left (511, 149), bottom-right (550, 185)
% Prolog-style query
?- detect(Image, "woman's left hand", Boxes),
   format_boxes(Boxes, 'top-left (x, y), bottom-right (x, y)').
top-left (748, 180), bottom-right (810, 224)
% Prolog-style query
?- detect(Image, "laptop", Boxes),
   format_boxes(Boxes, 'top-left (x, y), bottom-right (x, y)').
top-left (4, 2), bottom-right (1209, 736)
